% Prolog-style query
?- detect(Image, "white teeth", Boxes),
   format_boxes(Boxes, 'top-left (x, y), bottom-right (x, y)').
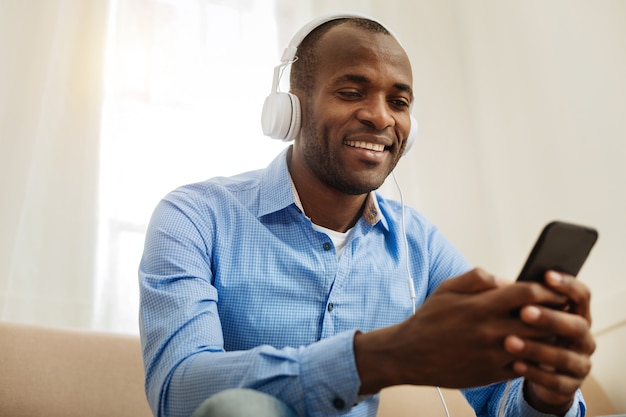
top-left (345, 141), bottom-right (385, 152)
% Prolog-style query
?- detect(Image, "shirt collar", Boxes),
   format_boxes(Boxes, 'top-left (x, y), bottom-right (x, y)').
top-left (258, 146), bottom-right (384, 227)
top-left (257, 147), bottom-right (295, 218)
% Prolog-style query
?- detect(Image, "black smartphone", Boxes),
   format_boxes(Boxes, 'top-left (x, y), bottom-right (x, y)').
top-left (517, 221), bottom-right (598, 283)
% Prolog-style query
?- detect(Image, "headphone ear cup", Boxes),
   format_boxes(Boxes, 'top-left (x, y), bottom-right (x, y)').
top-left (402, 115), bottom-right (419, 156)
top-left (261, 92), bottom-right (302, 141)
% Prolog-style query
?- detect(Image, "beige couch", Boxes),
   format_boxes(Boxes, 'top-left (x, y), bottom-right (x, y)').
top-left (0, 321), bottom-right (617, 417)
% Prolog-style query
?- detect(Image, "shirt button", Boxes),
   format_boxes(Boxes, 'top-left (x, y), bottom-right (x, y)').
top-left (323, 242), bottom-right (332, 251)
top-left (332, 397), bottom-right (346, 410)
top-left (327, 303), bottom-right (334, 312)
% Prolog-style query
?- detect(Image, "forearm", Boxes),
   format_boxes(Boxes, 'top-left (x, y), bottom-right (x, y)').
top-left (153, 331), bottom-right (361, 417)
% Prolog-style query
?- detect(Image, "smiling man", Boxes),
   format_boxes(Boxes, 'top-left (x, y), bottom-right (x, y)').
top-left (139, 14), bottom-right (595, 417)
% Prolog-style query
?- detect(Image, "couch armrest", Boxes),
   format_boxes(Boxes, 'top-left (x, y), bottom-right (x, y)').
top-left (0, 321), bottom-right (152, 417)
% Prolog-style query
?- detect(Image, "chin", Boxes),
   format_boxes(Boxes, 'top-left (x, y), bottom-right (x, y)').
top-left (337, 178), bottom-right (385, 195)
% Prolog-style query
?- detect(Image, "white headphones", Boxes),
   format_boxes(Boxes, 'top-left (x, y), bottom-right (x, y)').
top-left (261, 12), bottom-right (418, 156)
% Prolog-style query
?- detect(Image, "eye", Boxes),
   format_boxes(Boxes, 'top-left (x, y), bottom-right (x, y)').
top-left (337, 90), bottom-right (362, 100)
top-left (390, 98), bottom-right (411, 109)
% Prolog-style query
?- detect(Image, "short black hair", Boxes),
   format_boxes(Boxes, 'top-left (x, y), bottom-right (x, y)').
top-left (289, 18), bottom-right (391, 95)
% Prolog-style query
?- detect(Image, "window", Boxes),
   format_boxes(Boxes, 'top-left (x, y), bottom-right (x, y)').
top-left (96, 0), bottom-right (288, 333)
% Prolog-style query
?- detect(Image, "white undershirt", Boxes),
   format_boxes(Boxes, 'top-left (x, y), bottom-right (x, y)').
top-left (311, 223), bottom-right (355, 258)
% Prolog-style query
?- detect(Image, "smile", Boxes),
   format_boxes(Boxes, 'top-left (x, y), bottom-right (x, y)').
top-left (344, 141), bottom-right (386, 152)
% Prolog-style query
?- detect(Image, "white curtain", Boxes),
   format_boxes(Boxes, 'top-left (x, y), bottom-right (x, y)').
top-left (0, 0), bottom-right (108, 329)
top-left (93, 0), bottom-right (291, 333)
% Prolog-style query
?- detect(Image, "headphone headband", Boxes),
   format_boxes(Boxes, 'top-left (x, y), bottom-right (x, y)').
top-left (279, 12), bottom-right (391, 63)
top-left (269, 12), bottom-right (387, 95)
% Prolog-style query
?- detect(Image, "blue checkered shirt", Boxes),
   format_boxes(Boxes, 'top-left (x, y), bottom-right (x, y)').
top-left (139, 147), bottom-right (584, 417)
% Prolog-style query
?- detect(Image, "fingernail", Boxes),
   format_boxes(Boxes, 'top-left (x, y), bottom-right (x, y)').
top-left (495, 277), bottom-right (512, 287)
top-left (507, 336), bottom-right (525, 352)
top-left (522, 306), bottom-right (541, 321)
top-left (546, 271), bottom-right (563, 285)
top-left (513, 361), bottom-right (528, 373)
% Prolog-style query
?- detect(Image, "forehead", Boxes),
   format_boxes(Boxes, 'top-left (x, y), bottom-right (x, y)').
top-left (313, 24), bottom-right (413, 90)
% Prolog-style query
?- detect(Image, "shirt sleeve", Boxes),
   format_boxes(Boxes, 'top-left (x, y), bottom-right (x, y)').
top-left (139, 190), bottom-right (363, 417)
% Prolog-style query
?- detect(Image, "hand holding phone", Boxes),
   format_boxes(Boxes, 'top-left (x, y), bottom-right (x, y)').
top-left (512, 222), bottom-right (597, 408)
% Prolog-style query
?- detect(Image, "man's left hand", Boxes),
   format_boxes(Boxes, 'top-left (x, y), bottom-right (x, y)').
top-left (504, 271), bottom-right (596, 415)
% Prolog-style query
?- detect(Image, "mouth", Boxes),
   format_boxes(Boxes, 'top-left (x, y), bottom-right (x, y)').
top-left (344, 140), bottom-right (387, 152)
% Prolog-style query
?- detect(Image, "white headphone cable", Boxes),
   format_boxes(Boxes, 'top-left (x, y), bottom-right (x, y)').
top-left (391, 171), bottom-right (451, 417)
top-left (498, 380), bottom-right (513, 417)
top-left (391, 171), bottom-right (416, 315)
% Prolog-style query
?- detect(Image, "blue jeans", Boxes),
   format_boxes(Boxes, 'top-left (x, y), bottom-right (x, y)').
top-left (191, 388), bottom-right (298, 417)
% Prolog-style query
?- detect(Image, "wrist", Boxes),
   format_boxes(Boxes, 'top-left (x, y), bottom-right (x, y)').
top-left (353, 327), bottom-right (401, 395)
top-left (523, 380), bottom-right (574, 416)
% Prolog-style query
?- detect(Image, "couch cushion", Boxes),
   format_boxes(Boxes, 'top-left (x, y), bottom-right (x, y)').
top-left (378, 385), bottom-right (473, 416)
top-left (0, 321), bottom-right (152, 417)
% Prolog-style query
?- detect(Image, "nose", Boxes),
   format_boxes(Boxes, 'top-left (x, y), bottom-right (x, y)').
top-left (357, 95), bottom-right (395, 131)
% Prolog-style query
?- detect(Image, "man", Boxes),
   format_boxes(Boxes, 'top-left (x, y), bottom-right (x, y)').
top-left (139, 14), bottom-right (595, 417)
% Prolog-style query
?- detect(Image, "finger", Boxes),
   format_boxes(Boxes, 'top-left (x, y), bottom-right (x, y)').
top-left (481, 281), bottom-right (568, 315)
top-left (544, 271), bottom-right (592, 323)
top-left (511, 359), bottom-right (582, 399)
top-left (438, 268), bottom-right (502, 293)
top-left (504, 335), bottom-right (592, 378)
top-left (504, 336), bottom-right (591, 379)
top-left (519, 306), bottom-right (596, 354)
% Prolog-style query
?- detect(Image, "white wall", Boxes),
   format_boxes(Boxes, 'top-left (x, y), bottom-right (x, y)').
top-left (309, 0), bottom-right (626, 411)
top-left (447, 3), bottom-right (626, 410)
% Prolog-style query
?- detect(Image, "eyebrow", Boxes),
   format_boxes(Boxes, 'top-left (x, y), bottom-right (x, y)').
top-left (334, 74), bottom-right (414, 98)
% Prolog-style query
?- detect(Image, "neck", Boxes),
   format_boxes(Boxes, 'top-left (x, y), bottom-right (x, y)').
top-left (287, 147), bottom-right (367, 233)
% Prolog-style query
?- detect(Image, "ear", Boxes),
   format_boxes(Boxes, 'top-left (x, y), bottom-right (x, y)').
top-left (261, 92), bottom-right (302, 141)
